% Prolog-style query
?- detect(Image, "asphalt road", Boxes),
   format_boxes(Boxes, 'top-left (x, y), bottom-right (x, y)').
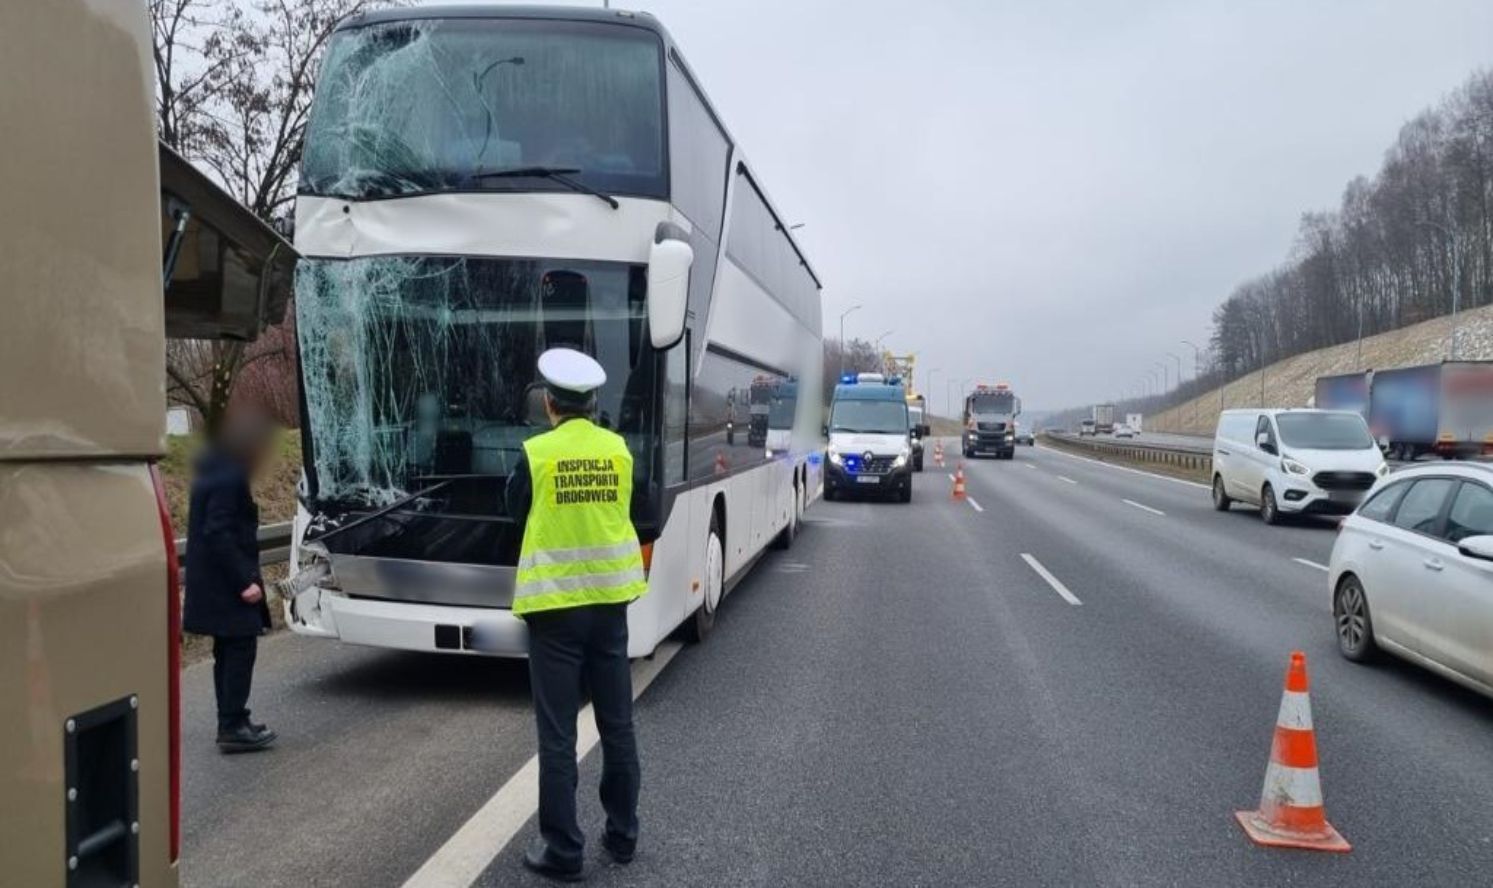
top-left (180, 440), bottom-right (1493, 886)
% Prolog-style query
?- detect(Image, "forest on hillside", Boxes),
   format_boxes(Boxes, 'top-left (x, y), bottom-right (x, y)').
top-left (1209, 68), bottom-right (1493, 376)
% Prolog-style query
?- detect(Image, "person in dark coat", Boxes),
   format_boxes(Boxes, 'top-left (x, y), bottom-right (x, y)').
top-left (183, 411), bottom-right (277, 753)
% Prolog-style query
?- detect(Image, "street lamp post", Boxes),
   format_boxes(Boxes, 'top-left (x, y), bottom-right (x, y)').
top-left (837, 304), bottom-right (862, 380)
top-left (1417, 218), bottom-right (1463, 360)
top-left (1181, 341), bottom-right (1202, 433)
top-left (1165, 352), bottom-right (1182, 432)
top-left (927, 368), bottom-right (941, 408)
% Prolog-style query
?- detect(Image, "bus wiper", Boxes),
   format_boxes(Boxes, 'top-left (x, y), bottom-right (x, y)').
top-left (304, 479), bottom-right (455, 546)
top-left (471, 166), bottom-right (619, 209)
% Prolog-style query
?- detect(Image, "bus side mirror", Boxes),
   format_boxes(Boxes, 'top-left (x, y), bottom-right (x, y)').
top-left (648, 237), bottom-right (693, 350)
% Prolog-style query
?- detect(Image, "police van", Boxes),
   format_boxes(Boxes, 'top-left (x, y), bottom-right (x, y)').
top-left (824, 373), bottom-right (915, 502)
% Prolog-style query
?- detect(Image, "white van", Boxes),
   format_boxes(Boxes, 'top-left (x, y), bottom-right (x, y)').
top-left (1211, 409), bottom-right (1388, 524)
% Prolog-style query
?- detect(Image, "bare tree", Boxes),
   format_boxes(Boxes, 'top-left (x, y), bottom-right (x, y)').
top-left (1199, 67), bottom-right (1493, 396)
top-left (152, 0), bottom-right (389, 432)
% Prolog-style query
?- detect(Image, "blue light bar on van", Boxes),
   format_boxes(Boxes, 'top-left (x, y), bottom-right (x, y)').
top-left (840, 373), bottom-right (858, 384)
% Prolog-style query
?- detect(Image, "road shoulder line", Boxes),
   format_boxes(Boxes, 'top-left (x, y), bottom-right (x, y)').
top-left (402, 641), bottom-right (683, 888)
top-left (1039, 443), bottom-right (1211, 490)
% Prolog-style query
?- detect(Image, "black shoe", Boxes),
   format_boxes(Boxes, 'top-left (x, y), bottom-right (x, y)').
top-left (216, 723), bottom-right (275, 754)
top-left (601, 833), bottom-right (635, 865)
top-left (522, 840), bottom-right (583, 882)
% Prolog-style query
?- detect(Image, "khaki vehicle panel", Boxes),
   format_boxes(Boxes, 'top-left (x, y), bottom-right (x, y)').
top-left (0, 0), bottom-right (165, 462)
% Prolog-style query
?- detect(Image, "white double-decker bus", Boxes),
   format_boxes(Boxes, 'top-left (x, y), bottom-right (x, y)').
top-left (282, 5), bottom-right (824, 657)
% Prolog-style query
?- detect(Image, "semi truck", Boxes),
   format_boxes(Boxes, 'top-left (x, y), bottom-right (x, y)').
top-left (1093, 403), bottom-right (1116, 435)
top-left (1314, 362), bottom-right (1493, 460)
top-left (963, 383), bottom-right (1021, 459)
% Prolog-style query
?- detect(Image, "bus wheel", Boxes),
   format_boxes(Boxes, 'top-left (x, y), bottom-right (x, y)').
top-left (771, 482), bottom-right (797, 550)
top-left (684, 518), bottom-right (723, 643)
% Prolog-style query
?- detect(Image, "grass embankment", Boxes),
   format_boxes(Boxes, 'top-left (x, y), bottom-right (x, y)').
top-left (161, 430), bottom-right (302, 665)
top-left (1152, 304), bottom-right (1493, 435)
top-left (160, 429), bottom-right (303, 531)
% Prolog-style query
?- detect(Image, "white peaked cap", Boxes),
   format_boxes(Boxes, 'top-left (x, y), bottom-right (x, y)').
top-left (537, 347), bottom-right (607, 394)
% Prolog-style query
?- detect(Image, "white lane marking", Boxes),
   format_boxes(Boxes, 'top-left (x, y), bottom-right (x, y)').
top-left (947, 473), bottom-right (956, 483)
top-left (402, 642), bottom-right (683, 888)
top-left (967, 497), bottom-right (984, 512)
top-left (1123, 499), bottom-right (1166, 516)
top-left (1292, 557), bottom-right (1330, 572)
top-left (1056, 475), bottom-right (1078, 485)
top-left (1038, 443), bottom-right (1211, 490)
top-left (1024, 463), bottom-right (1036, 470)
top-left (1020, 554), bottom-right (1083, 606)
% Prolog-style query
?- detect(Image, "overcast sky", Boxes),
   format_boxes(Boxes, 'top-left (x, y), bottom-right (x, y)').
top-left (443, 0), bottom-right (1493, 413)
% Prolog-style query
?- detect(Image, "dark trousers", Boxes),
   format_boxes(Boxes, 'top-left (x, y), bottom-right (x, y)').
top-left (526, 603), bottom-right (639, 866)
top-left (212, 635), bottom-right (258, 733)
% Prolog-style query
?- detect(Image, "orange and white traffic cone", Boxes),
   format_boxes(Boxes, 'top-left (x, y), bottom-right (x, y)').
top-left (951, 464), bottom-right (967, 501)
top-left (1235, 651), bottom-right (1350, 853)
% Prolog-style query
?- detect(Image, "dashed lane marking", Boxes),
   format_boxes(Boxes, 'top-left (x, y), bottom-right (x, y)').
top-left (402, 642), bottom-right (683, 888)
top-left (1020, 554), bottom-right (1083, 606)
top-left (1292, 558), bottom-right (1330, 572)
top-left (1123, 499), bottom-right (1166, 516)
top-left (1056, 475), bottom-right (1077, 485)
top-left (967, 497), bottom-right (984, 512)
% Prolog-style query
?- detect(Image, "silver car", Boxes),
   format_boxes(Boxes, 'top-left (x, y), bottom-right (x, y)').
top-left (1330, 462), bottom-right (1493, 696)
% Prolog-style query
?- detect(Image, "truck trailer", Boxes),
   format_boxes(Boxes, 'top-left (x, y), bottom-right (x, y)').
top-left (1314, 362), bottom-right (1493, 460)
top-left (1093, 403), bottom-right (1115, 435)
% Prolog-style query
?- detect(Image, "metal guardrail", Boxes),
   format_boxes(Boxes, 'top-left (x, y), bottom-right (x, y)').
top-left (174, 521), bottom-right (294, 568)
top-left (1043, 432), bottom-right (1213, 477)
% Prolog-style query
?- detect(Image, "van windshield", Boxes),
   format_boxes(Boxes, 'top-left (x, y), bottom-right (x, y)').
top-left (1276, 413), bottom-right (1374, 450)
top-left (830, 400), bottom-right (908, 435)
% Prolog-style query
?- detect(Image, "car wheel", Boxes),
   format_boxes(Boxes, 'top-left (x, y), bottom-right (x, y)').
top-left (899, 482), bottom-right (912, 503)
top-left (1260, 484), bottom-right (1282, 525)
top-left (682, 517), bottom-right (724, 644)
top-left (1333, 575), bottom-right (1378, 662)
top-left (1211, 476), bottom-right (1231, 511)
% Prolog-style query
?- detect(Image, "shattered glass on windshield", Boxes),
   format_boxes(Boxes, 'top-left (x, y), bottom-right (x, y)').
top-left (300, 17), bottom-right (665, 199)
top-left (295, 256), bottom-right (657, 512)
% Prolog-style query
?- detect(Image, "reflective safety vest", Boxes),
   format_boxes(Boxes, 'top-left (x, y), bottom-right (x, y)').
top-left (513, 418), bottom-right (647, 616)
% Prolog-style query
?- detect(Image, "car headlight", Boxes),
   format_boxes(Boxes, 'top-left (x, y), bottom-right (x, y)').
top-left (893, 448), bottom-right (910, 468)
top-left (827, 445), bottom-right (842, 465)
top-left (1005, 433), bottom-right (1014, 441)
top-left (1376, 462), bottom-right (1389, 477)
top-left (1281, 458), bottom-right (1310, 476)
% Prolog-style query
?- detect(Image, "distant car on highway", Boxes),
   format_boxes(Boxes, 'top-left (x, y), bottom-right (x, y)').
top-left (1211, 408), bottom-right (1388, 524)
top-left (1013, 423), bottom-right (1035, 446)
top-left (1079, 419), bottom-right (1097, 436)
top-left (1330, 462), bottom-right (1493, 697)
top-left (1114, 425), bottom-right (1136, 439)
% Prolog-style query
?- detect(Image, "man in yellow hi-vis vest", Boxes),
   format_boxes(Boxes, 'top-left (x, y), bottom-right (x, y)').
top-left (505, 347), bottom-right (648, 882)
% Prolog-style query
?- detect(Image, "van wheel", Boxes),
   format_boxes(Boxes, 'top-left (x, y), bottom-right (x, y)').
top-left (1260, 484), bottom-right (1282, 525)
top-left (1211, 476), bottom-right (1231, 511)
top-left (899, 482), bottom-right (912, 503)
top-left (1334, 575), bottom-right (1378, 662)
top-left (682, 517), bottom-right (723, 644)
